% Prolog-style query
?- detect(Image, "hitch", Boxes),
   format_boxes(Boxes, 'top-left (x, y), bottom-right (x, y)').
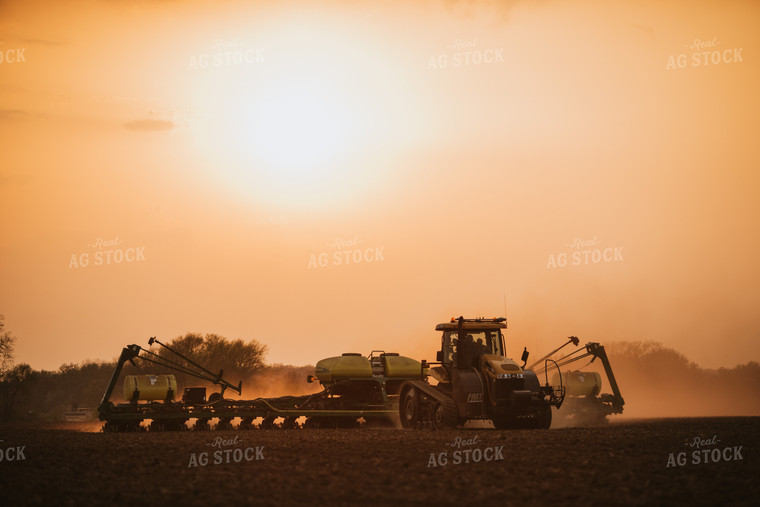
top-left (544, 358), bottom-right (565, 409)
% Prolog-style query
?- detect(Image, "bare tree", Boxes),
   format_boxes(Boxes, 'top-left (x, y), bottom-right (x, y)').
top-left (0, 363), bottom-right (32, 421)
top-left (152, 333), bottom-right (267, 389)
top-left (0, 315), bottom-right (14, 376)
top-left (0, 315), bottom-right (32, 421)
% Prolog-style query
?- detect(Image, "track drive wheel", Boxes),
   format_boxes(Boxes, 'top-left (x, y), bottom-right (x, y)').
top-left (430, 395), bottom-right (458, 430)
top-left (431, 402), bottom-right (446, 430)
top-left (535, 406), bottom-right (552, 429)
top-left (400, 386), bottom-right (421, 429)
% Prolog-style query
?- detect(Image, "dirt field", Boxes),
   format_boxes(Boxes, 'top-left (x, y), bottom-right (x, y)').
top-left (0, 417), bottom-right (757, 506)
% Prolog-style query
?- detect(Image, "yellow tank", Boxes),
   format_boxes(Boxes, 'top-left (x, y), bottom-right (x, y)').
top-left (383, 355), bottom-right (423, 378)
top-left (315, 354), bottom-right (373, 383)
top-left (552, 371), bottom-right (602, 397)
top-left (123, 375), bottom-right (177, 402)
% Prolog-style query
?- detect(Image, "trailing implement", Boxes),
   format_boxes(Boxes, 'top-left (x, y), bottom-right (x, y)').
top-left (531, 339), bottom-right (625, 425)
top-left (98, 338), bottom-right (425, 432)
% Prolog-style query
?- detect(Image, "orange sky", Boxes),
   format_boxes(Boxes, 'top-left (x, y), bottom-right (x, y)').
top-left (1, 0), bottom-right (758, 372)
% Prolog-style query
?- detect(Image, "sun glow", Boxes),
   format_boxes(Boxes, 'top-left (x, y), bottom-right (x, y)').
top-left (247, 80), bottom-right (360, 178)
top-left (190, 19), bottom-right (421, 210)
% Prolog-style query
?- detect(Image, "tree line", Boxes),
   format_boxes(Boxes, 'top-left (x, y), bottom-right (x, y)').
top-left (0, 316), bottom-right (274, 422)
top-left (603, 340), bottom-right (760, 417)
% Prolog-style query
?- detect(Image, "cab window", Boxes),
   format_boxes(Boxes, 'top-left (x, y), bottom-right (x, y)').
top-left (443, 330), bottom-right (504, 363)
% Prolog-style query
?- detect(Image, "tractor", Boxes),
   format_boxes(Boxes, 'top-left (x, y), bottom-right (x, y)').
top-left (398, 317), bottom-right (565, 429)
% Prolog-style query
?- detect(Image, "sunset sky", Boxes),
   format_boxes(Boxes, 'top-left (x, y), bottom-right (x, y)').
top-left (1, 0), bottom-right (758, 373)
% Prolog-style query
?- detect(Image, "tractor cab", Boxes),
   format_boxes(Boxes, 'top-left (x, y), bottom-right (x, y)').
top-left (431, 317), bottom-right (518, 393)
top-left (436, 317), bottom-right (507, 369)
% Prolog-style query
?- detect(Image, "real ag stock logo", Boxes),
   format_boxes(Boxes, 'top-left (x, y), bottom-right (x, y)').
top-left (427, 435), bottom-right (504, 468)
top-left (68, 235), bottom-right (146, 269)
top-left (188, 38), bottom-right (264, 70)
top-left (665, 433), bottom-right (744, 468)
top-left (307, 236), bottom-right (385, 269)
top-left (427, 37), bottom-right (504, 70)
top-left (0, 440), bottom-right (27, 463)
top-left (187, 435), bottom-right (265, 468)
top-left (0, 42), bottom-right (26, 65)
top-left (666, 37), bottom-right (743, 70)
top-left (546, 236), bottom-right (624, 269)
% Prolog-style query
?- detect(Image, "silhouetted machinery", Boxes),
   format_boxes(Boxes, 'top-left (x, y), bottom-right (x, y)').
top-left (98, 318), bottom-right (623, 432)
top-left (98, 337), bottom-right (425, 431)
top-left (396, 317), bottom-right (624, 429)
top-left (530, 337), bottom-right (625, 425)
top-left (398, 317), bottom-right (565, 429)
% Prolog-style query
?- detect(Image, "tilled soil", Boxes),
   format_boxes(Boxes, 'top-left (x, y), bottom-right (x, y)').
top-left (0, 417), bottom-right (757, 506)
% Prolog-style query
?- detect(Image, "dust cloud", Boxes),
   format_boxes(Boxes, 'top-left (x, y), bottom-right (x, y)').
top-left (566, 341), bottom-right (760, 419)
top-left (236, 364), bottom-right (322, 399)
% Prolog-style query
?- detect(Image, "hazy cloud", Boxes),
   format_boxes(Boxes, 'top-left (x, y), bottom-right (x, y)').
top-left (0, 172), bottom-right (33, 187)
top-left (0, 109), bottom-right (28, 121)
top-left (19, 38), bottom-right (69, 47)
top-left (633, 23), bottom-right (654, 37)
